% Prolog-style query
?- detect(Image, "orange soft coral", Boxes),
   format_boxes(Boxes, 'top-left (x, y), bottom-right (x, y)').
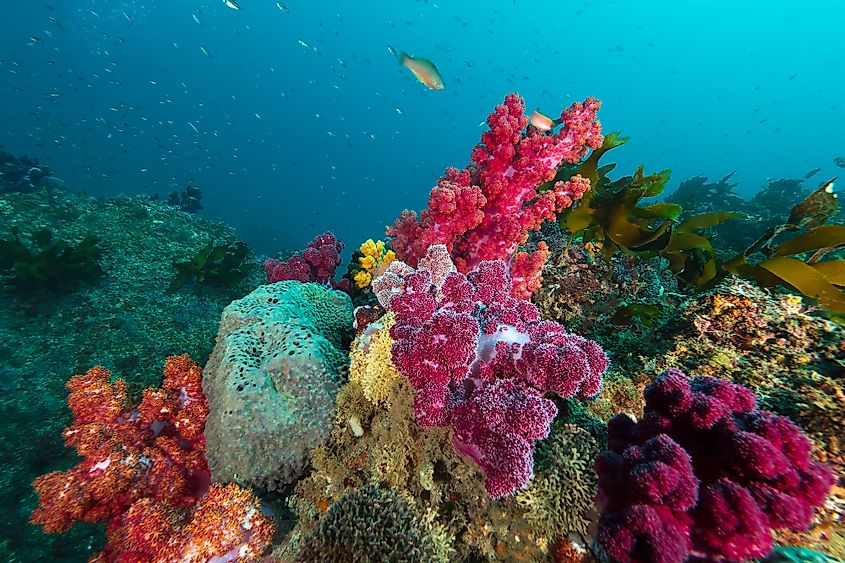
top-left (31, 356), bottom-right (213, 548)
top-left (100, 483), bottom-right (275, 562)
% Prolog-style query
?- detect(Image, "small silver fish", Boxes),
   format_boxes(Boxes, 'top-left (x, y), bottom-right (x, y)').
top-left (223, 0), bottom-right (240, 10)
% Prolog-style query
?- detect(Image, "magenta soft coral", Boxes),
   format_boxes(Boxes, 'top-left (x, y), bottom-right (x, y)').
top-left (595, 368), bottom-right (835, 563)
top-left (263, 231), bottom-right (350, 291)
top-left (386, 93), bottom-right (602, 299)
top-left (386, 246), bottom-right (608, 498)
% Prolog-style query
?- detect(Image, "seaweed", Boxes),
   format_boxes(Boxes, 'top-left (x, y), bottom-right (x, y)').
top-left (0, 227), bottom-right (103, 293)
top-left (556, 133), bottom-right (740, 288)
top-left (167, 240), bottom-right (252, 293)
top-left (724, 179), bottom-right (845, 315)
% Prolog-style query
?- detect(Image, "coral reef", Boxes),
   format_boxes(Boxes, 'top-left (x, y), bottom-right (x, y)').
top-left (202, 281), bottom-right (354, 490)
top-left (295, 484), bottom-right (440, 563)
top-left (264, 231), bottom-right (351, 292)
top-left (11, 91), bottom-right (844, 563)
top-left (383, 245), bottom-right (608, 497)
top-left (594, 369), bottom-right (835, 563)
top-left (387, 93), bottom-right (603, 298)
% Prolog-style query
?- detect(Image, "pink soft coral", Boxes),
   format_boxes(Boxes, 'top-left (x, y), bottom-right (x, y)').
top-left (595, 369), bottom-right (835, 563)
top-left (264, 231), bottom-right (350, 292)
top-left (385, 246), bottom-right (608, 497)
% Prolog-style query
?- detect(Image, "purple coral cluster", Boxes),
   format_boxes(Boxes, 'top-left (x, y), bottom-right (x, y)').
top-left (385, 245), bottom-right (608, 498)
top-left (595, 368), bottom-right (835, 563)
top-left (264, 231), bottom-right (350, 292)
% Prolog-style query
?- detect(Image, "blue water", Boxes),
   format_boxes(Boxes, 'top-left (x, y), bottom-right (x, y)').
top-left (1, 0), bottom-right (843, 257)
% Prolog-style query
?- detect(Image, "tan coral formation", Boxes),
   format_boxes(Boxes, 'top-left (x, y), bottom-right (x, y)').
top-left (275, 313), bottom-right (595, 562)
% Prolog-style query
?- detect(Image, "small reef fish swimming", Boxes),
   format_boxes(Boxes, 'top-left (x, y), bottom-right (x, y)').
top-left (388, 45), bottom-right (445, 90)
top-left (223, 0), bottom-right (240, 10)
top-left (835, 156), bottom-right (845, 168)
top-left (804, 167), bottom-right (822, 179)
top-left (528, 109), bottom-right (565, 131)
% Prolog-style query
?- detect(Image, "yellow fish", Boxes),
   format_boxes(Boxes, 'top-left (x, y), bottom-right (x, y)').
top-left (390, 46), bottom-right (445, 90)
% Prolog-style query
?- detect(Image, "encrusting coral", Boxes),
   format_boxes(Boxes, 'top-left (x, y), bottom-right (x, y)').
top-left (202, 281), bottom-right (354, 490)
top-left (295, 484), bottom-right (440, 563)
top-left (516, 423), bottom-right (599, 543)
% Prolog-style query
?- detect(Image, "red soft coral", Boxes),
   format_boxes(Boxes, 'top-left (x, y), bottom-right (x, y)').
top-left (32, 356), bottom-right (210, 535)
top-left (386, 93), bottom-right (602, 299)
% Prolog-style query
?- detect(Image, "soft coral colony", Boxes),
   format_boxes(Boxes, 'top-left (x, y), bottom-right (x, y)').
top-left (28, 93), bottom-right (836, 563)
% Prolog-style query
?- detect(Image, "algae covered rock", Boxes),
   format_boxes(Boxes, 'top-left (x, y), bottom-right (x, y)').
top-left (203, 281), bottom-right (354, 490)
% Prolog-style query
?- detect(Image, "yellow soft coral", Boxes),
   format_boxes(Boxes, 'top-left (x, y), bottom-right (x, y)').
top-left (349, 312), bottom-right (401, 404)
top-left (354, 270), bottom-right (372, 289)
top-left (352, 239), bottom-right (396, 289)
top-left (358, 255), bottom-right (376, 271)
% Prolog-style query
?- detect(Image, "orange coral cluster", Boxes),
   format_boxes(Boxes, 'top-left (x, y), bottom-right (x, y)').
top-left (32, 356), bottom-right (210, 535)
top-left (97, 483), bottom-right (275, 562)
top-left (30, 355), bottom-right (272, 562)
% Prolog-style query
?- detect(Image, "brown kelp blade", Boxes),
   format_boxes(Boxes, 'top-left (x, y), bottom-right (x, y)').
top-left (788, 177), bottom-right (837, 228)
top-left (756, 256), bottom-right (845, 313)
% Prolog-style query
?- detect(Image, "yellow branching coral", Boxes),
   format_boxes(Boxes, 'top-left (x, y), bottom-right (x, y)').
top-left (349, 312), bottom-right (401, 405)
top-left (353, 270), bottom-right (372, 289)
top-left (352, 239), bottom-right (396, 289)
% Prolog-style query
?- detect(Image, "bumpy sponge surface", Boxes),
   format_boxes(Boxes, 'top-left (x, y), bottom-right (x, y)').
top-left (203, 281), bottom-right (353, 490)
